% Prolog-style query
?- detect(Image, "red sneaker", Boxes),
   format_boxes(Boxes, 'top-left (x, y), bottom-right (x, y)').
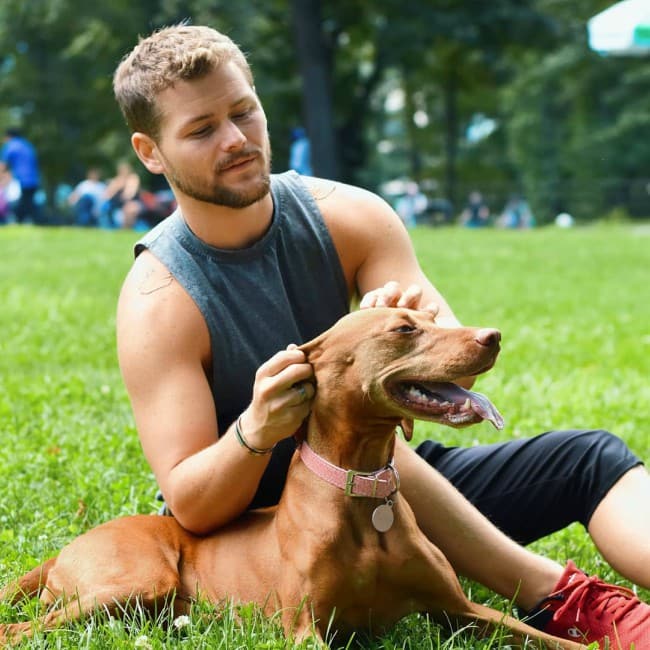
top-left (526, 560), bottom-right (650, 649)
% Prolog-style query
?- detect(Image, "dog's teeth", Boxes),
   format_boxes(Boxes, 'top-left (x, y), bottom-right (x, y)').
top-left (462, 398), bottom-right (471, 410)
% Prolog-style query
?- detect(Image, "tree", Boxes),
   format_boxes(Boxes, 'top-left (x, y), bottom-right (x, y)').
top-left (504, 0), bottom-right (650, 221)
top-left (1, 0), bottom-right (647, 220)
top-left (0, 0), bottom-right (172, 191)
top-left (289, 0), bottom-right (339, 179)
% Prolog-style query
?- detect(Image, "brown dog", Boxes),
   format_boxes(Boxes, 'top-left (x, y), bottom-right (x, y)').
top-left (0, 308), bottom-right (582, 648)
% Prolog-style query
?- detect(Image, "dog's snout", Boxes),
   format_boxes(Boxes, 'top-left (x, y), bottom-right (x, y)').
top-left (475, 328), bottom-right (501, 348)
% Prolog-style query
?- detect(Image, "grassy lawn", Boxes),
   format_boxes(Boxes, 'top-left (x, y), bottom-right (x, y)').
top-left (0, 222), bottom-right (648, 648)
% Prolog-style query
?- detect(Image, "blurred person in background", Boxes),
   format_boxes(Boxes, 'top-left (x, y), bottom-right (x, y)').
top-left (68, 167), bottom-right (107, 227)
top-left (460, 190), bottom-right (490, 228)
top-left (395, 180), bottom-right (427, 228)
top-left (1, 127), bottom-right (41, 224)
top-left (288, 126), bottom-right (312, 176)
top-left (0, 163), bottom-right (21, 224)
top-left (498, 194), bottom-right (535, 229)
top-left (102, 160), bottom-right (145, 228)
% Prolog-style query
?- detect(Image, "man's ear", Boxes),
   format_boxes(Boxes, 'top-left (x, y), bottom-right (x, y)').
top-left (131, 132), bottom-right (165, 175)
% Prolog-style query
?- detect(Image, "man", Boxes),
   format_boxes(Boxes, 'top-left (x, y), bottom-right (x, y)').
top-left (114, 24), bottom-right (650, 647)
top-left (1, 128), bottom-right (41, 224)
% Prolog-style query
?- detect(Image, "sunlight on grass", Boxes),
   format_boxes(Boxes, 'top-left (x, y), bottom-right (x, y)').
top-left (0, 222), bottom-right (648, 647)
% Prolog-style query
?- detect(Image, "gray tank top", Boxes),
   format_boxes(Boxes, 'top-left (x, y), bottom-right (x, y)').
top-left (135, 171), bottom-right (349, 507)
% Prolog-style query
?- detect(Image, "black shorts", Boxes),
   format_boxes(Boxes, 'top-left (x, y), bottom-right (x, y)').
top-left (416, 429), bottom-right (642, 545)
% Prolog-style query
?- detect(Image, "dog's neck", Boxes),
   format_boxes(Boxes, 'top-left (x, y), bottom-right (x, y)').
top-left (304, 409), bottom-right (398, 473)
top-left (303, 344), bottom-right (399, 472)
top-left (298, 439), bottom-right (399, 499)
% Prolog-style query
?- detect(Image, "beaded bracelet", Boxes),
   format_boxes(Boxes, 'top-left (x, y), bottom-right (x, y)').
top-left (235, 416), bottom-right (275, 456)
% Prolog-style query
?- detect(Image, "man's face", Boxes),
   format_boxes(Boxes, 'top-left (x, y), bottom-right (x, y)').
top-left (151, 61), bottom-right (271, 209)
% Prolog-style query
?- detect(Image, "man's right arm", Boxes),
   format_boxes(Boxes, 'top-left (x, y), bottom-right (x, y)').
top-left (117, 251), bottom-right (312, 534)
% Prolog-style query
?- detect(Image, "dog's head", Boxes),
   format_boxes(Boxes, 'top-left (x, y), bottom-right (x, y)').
top-left (300, 308), bottom-right (503, 439)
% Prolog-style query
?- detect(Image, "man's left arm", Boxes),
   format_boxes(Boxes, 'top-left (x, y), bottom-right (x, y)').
top-left (315, 179), bottom-right (474, 387)
top-left (317, 180), bottom-right (462, 323)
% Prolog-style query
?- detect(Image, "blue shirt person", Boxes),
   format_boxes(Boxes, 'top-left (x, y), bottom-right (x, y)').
top-left (1, 128), bottom-right (41, 223)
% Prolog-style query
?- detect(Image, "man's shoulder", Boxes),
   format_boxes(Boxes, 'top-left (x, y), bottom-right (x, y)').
top-left (297, 176), bottom-right (389, 224)
top-left (126, 249), bottom-right (174, 294)
top-left (294, 176), bottom-right (404, 282)
top-left (117, 250), bottom-right (210, 379)
top-left (299, 175), bottom-right (372, 201)
top-left (119, 249), bottom-right (203, 337)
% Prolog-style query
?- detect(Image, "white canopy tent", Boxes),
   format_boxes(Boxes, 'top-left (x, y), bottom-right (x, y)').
top-left (588, 0), bottom-right (650, 56)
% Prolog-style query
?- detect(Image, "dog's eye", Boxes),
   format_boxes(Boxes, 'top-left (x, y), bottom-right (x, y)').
top-left (392, 324), bottom-right (417, 334)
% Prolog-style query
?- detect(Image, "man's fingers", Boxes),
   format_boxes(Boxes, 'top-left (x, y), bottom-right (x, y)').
top-left (396, 284), bottom-right (423, 308)
top-left (359, 291), bottom-right (378, 309)
top-left (288, 381), bottom-right (314, 406)
top-left (375, 281), bottom-right (401, 307)
top-left (422, 301), bottom-right (440, 317)
top-left (361, 281), bottom-right (433, 312)
top-left (360, 281), bottom-right (404, 309)
top-left (257, 347), bottom-right (307, 377)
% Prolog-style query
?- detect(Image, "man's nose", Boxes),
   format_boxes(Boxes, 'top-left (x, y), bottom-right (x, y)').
top-left (221, 121), bottom-right (246, 150)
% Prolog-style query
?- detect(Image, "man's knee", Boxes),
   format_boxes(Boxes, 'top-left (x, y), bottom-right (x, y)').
top-left (566, 429), bottom-right (642, 525)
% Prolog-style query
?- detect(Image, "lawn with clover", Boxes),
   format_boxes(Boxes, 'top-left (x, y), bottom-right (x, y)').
top-left (0, 222), bottom-right (648, 648)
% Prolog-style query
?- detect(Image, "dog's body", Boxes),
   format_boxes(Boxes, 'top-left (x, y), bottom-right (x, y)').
top-left (0, 308), bottom-right (582, 648)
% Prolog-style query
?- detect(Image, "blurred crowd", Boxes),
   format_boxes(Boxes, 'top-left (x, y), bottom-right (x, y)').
top-left (0, 127), bottom-right (175, 230)
top-left (387, 180), bottom-right (536, 230)
top-left (1, 126), bottom-right (546, 233)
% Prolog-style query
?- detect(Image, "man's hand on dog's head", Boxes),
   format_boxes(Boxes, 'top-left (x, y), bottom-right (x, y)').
top-left (359, 281), bottom-right (440, 316)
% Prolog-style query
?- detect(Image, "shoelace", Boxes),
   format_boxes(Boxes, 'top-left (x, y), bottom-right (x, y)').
top-left (553, 573), bottom-right (643, 624)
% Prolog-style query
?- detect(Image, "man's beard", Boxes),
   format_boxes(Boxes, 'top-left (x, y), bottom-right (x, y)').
top-left (165, 147), bottom-right (272, 209)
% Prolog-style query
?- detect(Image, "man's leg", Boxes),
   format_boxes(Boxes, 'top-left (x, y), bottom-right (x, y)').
top-left (405, 430), bottom-right (644, 602)
top-left (401, 430), bottom-right (650, 647)
top-left (395, 439), bottom-right (562, 610)
top-left (589, 464), bottom-right (650, 588)
top-left (417, 429), bottom-right (641, 546)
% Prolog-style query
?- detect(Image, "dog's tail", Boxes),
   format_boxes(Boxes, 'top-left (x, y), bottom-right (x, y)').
top-left (0, 557), bottom-right (57, 604)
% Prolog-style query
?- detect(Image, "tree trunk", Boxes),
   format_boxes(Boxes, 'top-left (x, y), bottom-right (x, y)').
top-left (289, 0), bottom-right (340, 179)
top-left (442, 66), bottom-right (459, 207)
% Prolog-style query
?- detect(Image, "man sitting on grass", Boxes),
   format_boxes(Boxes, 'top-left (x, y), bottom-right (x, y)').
top-left (114, 23), bottom-right (650, 648)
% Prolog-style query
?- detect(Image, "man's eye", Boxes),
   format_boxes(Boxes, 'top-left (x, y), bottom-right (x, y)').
top-left (190, 126), bottom-right (212, 138)
top-left (232, 109), bottom-right (252, 120)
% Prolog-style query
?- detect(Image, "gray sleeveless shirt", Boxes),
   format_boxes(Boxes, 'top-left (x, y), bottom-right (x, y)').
top-left (135, 171), bottom-right (349, 508)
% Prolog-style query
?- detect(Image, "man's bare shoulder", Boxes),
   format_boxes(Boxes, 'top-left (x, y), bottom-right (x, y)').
top-left (302, 175), bottom-right (400, 233)
top-left (123, 250), bottom-right (175, 298)
top-left (117, 251), bottom-right (209, 362)
top-left (302, 175), bottom-right (386, 213)
top-left (299, 176), bottom-right (409, 293)
top-left (302, 174), bottom-right (405, 244)
top-left (119, 250), bottom-right (183, 314)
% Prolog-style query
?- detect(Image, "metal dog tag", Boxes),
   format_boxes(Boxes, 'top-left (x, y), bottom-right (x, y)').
top-left (372, 500), bottom-right (394, 532)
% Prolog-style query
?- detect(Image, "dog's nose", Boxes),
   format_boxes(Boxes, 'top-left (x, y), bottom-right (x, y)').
top-left (475, 328), bottom-right (501, 348)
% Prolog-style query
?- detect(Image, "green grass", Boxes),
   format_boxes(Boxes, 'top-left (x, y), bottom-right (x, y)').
top-left (0, 222), bottom-right (648, 648)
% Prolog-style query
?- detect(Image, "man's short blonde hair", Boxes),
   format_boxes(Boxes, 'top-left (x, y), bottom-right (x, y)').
top-left (113, 24), bottom-right (253, 140)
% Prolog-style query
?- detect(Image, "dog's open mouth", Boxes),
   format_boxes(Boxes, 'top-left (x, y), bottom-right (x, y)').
top-left (389, 381), bottom-right (504, 430)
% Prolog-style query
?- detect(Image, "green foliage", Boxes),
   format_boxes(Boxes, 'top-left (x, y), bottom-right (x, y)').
top-left (0, 0), bottom-right (648, 220)
top-left (0, 223), bottom-right (648, 647)
top-left (503, 1), bottom-right (650, 222)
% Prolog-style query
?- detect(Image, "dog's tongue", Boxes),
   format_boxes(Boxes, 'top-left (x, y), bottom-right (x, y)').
top-left (434, 382), bottom-right (504, 430)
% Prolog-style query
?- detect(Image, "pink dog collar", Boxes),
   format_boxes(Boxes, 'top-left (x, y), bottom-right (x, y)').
top-left (298, 441), bottom-right (400, 498)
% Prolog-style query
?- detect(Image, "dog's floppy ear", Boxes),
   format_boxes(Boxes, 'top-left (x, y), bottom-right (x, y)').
top-left (298, 333), bottom-right (326, 363)
top-left (399, 418), bottom-right (414, 441)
